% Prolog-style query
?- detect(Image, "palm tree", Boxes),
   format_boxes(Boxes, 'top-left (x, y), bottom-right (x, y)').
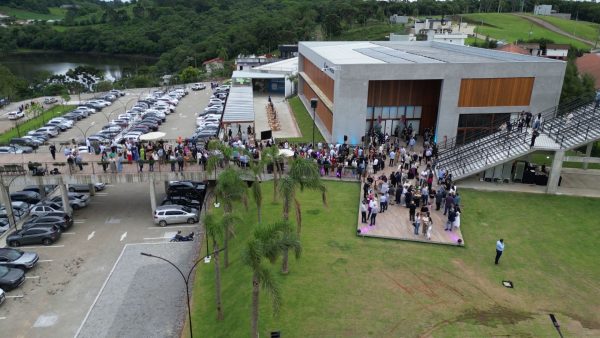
top-left (203, 213), bottom-right (224, 321)
top-left (243, 222), bottom-right (298, 338)
top-left (249, 159), bottom-right (264, 223)
top-left (261, 145), bottom-right (284, 202)
top-left (275, 220), bottom-right (302, 274)
top-left (215, 168), bottom-right (247, 267)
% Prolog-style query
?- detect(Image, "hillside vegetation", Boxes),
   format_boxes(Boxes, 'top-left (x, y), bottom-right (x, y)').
top-left (462, 13), bottom-right (591, 50)
top-left (531, 14), bottom-right (600, 44)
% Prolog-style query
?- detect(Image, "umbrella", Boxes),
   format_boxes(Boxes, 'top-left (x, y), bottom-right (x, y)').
top-left (278, 148), bottom-right (294, 157)
top-left (139, 132), bottom-right (166, 141)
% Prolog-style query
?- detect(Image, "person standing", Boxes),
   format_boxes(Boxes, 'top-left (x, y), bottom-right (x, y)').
top-left (413, 212), bottom-right (420, 235)
top-left (408, 201), bottom-right (416, 221)
top-left (360, 199), bottom-right (368, 223)
top-left (495, 239), bottom-right (505, 265)
top-left (445, 207), bottom-right (456, 231)
top-left (530, 130), bottom-right (539, 149)
top-left (49, 144), bottom-right (56, 160)
top-left (369, 201), bottom-right (378, 226)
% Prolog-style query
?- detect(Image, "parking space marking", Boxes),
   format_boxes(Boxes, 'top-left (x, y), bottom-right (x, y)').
top-left (6, 295), bottom-right (24, 298)
top-left (74, 221), bottom-right (86, 224)
top-left (38, 259), bottom-right (53, 263)
top-left (25, 276), bottom-right (40, 279)
top-left (143, 231), bottom-right (177, 241)
top-left (105, 217), bottom-right (121, 224)
top-left (120, 232), bottom-right (127, 241)
top-left (87, 231), bottom-right (95, 240)
top-left (146, 225), bottom-right (198, 229)
top-left (20, 245), bottom-right (64, 249)
top-left (0, 317), bottom-right (6, 320)
top-left (95, 193), bottom-right (109, 196)
top-left (62, 232), bottom-right (76, 235)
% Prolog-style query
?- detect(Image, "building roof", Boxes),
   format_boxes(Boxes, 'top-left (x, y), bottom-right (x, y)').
top-left (203, 58), bottom-right (224, 65)
top-left (496, 43), bottom-right (530, 55)
top-left (222, 86), bottom-right (254, 123)
top-left (517, 43), bottom-right (540, 49)
top-left (232, 71), bottom-right (285, 79)
top-left (576, 53), bottom-right (600, 88)
top-left (254, 57), bottom-right (298, 74)
top-left (546, 44), bottom-right (570, 50)
top-left (300, 41), bottom-right (558, 65)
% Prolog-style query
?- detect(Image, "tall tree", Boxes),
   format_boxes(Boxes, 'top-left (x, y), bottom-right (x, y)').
top-left (215, 168), bottom-right (247, 267)
top-left (249, 159), bottom-right (264, 224)
top-left (261, 146), bottom-right (284, 202)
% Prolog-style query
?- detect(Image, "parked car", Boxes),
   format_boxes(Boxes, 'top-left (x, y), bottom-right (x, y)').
top-left (50, 195), bottom-right (88, 210)
top-left (30, 204), bottom-right (65, 217)
top-left (67, 183), bottom-right (106, 192)
top-left (7, 111), bottom-right (24, 120)
top-left (0, 266), bottom-right (25, 291)
top-left (9, 138), bottom-right (39, 149)
top-left (161, 196), bottom-right (202, 210)
top-left (0, 248), bottom-right (39, 270)
top-left (0, 208), bottom-right (27, 221)
top-left (0, 219), bottom-right (8, 235)
top-left (29, 211), bottom-right (71, 224)
top-left (153, 205), bottom-right (199, 227)
top-left (43, 97), bottom-right (58, 104)
top-left (0, 97), bottom-right (9, 108)
top-left (0, 146), bottom-right (23, 154)
top-left (10, 191), bottom-right (41, 205)
top-left (23, 215), bottom-right (72, 231)
top-left (6, 225), bottom-right (62, 247)
top-left (192, 83), bottom-right (206, 91)
top-left (109, 89), bottom-right (125, 97)
top-left (22, 185), bottom-right (56, 195)
top-left (167, 181), bottom-right (206, 199)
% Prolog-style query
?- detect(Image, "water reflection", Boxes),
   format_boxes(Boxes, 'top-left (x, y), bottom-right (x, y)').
top-left (0, 52), bottom-right (154, 81)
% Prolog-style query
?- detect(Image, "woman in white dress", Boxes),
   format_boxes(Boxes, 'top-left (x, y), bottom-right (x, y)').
top-left (453, 211), bottom-right (461, 230)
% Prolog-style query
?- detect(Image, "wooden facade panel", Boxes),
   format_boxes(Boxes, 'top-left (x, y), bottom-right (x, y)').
top-left (303, 82), bottom-right (333, 133)
top-left (302, 57), bottom-right (335, 103)
top-left (367, 80), bottom-right (442, 133)
top-left (458, 77), bottom-right (534, 107)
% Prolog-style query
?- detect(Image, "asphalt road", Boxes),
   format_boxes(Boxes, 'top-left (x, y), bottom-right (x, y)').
top-left (0, 183), bottom-right (203, 338)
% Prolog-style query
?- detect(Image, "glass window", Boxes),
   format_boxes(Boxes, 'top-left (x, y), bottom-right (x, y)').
top-left (374, 107), bottom-right (382, 120)
top-left (382, 107), bottom-right (391, 119)
top-left (413, 106), bottom-right (422, 118)
top-left (398, 106), bottom-right (406, 118)
top-left (390, 106), bottom-right (398, 119)
top-left (406, 106), bottom-right (414, 118)
top-left (367, 107), bottom-right (374, 120)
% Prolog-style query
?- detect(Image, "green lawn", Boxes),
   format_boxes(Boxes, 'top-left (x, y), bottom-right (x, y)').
top-left (335, 21), bottom-right (407, 41)
top-left (284, 96), bottom-right (325, 144)
top-left (530, 14), bottom-right (600, 44)
top-left (0, 105), bottom-right (74, 144)
top-left (531, 150), bottom-right (600, 170)
top-left (461, 13), bottom-right (591, 50)
top-left (190, 181), bottom-right (600, 337)
top-left (0, 6), bottom-right (65, 20)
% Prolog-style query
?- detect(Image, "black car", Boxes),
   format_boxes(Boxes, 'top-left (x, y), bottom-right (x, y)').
top-left (10, 191), bottom-right (41, 204)
top-left (167, 181), bottom-right (206, 200)
top-left (161, 196), bottom-right (202, 209)
top-left (7, 225), bottom-right (62, 247)
top-left (24, 215), bottom-right (72, 231)
top-left (22, 185), bottom-right (56, 195)
top-left (29, 211), bottom-right (72, 223)
top-left (9, 138), bottom-right (39, 149)
top-left (63, 112), bottom-right (83, 121)
top-left (0, 265), bottom-right (25, 291)
top-left (0, 248), bottom-right (39, 270)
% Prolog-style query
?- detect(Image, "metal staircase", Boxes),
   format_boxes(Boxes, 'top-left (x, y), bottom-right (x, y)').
top-left (437, 95), bottom-right (600, 181)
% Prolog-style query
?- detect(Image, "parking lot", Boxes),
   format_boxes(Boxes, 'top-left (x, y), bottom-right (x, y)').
top-left (0, 85), bottom-right (214, 337)
top-left (0, 183), bottom-right (203, 338)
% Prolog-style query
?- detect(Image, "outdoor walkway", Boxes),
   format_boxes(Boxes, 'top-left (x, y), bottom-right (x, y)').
top-left (253, 94), bottom-right (300, 139)
top-left (356, 140), bottom-right (465, 247)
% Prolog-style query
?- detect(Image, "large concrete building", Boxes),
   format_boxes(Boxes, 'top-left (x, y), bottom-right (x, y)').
top-left (298, 41), bottom-right (566, 145)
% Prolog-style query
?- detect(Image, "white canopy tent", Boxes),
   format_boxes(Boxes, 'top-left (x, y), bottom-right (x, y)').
top-left (222, 86), bottom-right (255, 124)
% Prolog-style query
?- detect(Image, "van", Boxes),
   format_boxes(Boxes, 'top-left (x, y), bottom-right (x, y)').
top-left (153, 205), bottom-right (198, 227)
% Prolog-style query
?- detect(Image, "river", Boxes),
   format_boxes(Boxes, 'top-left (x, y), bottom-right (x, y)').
top-left (0, 52), bottom-right (155, 82)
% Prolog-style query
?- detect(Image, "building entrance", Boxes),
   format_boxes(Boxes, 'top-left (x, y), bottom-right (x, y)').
top-left (366, 106), bottom-right (423, 136)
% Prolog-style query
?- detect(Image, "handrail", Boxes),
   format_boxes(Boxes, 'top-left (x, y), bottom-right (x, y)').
top-left (437, 94), bottom-right (594, 154)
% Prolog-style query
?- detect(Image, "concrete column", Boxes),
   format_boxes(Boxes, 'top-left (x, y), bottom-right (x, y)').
top-left (583, 142), bottom-right (594, 170)
top-left (59, 181), bottom-right (73, 215)
top-left (547, 149), bottom-right (565, 194)
top-left (88, 183), bottom-right (95, 196)
top-left (0, 183), bottom-right (16, 230)
top-left (149, 177), bottom-right (157, 212)
top-left (37, 177), bottom-right (46, 199)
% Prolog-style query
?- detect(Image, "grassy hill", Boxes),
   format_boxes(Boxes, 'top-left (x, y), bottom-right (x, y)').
top-left (529, 14), bottom-right (600, 44)
top-left (334, 21), bottom-right (407, 41)
top-left (461, 13), bottom-right (591, 50)
top-left (0, 6), bottom-right (65, 20)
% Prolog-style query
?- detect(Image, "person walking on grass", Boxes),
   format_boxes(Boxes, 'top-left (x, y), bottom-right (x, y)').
top-left (495, 239), bottom-right (505, 265)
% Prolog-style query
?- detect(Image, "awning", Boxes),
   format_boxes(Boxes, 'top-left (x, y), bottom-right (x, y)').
top-left (232, 71), bottom-right (285, 79)
top-left (222, 86), bottom-right (255, 123)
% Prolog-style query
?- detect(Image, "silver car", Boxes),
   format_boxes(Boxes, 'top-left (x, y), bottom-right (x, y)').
top-left (0, 248), bottom-right (39, 269)
top-left (153, 205), bottom-right (198, 227)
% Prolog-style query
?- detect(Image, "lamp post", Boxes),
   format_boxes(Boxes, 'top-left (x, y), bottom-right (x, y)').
top-left (140, 248), bottom-right (225, 338)
top-left (310, 98), bottom-right (318, 146)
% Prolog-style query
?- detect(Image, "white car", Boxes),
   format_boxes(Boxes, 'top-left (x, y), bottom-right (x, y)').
top-left (192, 83), bottom-right (206, 91)
top-left (77, 106), bottom-right (96, 114)
top-left (49, 118), bottom-right (73, 128)
top-left (7, 111), bottom-right (24, 120)
top-left (87, 100), bottom-right (110, 107)
top-left (36, 127), bottom-right (59, 137)
top-left (157, 96), bottom-right (178, 106)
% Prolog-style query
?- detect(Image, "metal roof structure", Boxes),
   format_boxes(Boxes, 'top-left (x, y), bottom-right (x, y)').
top-left (232, 71), bottom-right (285, 79)
top-left (222, 86), bottom-right (254, 123)
top-left (301, 41), bottom-right (561, 65)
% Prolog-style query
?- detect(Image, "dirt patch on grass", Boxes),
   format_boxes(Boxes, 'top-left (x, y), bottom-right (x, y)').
top-left (556, 311), bottom-right (600, 330)
top-left (455, 306), bottom-right (534, 327)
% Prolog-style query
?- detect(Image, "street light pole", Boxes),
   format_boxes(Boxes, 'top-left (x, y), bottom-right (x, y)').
top-left (140, 248), bottom-right (225, 338)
